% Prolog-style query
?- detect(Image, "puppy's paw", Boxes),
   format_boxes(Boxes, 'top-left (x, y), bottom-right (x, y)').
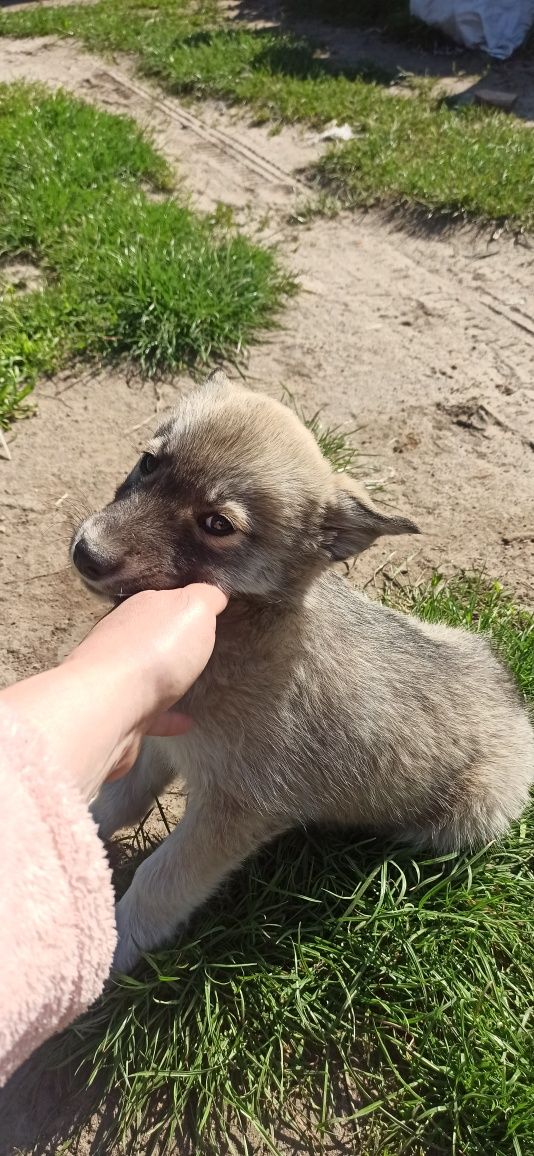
top-left (112, 929), bottom-right (142, 974)
top-left (112, 892), bottom-right (146, 974)
top-left (111, 888), bottom-right (178, 974)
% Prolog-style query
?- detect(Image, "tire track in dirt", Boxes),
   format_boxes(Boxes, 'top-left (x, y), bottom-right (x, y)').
top-left (100, 65), bottom-right (309, 192)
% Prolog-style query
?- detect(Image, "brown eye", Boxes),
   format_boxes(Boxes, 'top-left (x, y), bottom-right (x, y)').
top-left (199, 513), bottom-right (235, 537)
top-left (139, 452), bottom-right (158, 476)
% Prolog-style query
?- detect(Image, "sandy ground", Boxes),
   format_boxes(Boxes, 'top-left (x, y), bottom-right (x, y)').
top-left (0, 12), bottom-right (534, 1154)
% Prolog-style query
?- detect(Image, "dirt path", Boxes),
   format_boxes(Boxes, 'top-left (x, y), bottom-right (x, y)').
top-left (1, 33), bottom-right (534, 694)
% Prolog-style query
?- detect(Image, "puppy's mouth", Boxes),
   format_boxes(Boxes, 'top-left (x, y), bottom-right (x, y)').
top-left (70, 538), bottom-right (180, 601)
top-left (75, 567), bottom-right (187, 601)
top-left (87, 577), bottom-right (159, 600)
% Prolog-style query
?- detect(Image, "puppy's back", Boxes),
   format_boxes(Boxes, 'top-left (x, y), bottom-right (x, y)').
top-left (291, 574), bottom-right (534, 849)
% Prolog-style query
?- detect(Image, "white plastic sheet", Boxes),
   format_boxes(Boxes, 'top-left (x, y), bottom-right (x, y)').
top-left (410, 1), bottom-right (534, 58)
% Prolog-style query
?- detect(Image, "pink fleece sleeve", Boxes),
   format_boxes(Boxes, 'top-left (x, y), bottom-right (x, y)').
top-left (0, 701), bottom-right (116, 1086)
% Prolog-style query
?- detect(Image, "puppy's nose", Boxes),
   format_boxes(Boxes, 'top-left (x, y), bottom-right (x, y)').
top-left (73, 537), bottom-right (114, 582)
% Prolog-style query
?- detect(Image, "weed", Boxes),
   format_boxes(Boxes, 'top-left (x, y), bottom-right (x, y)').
top-left (285, 390), bottom-right (361, 474)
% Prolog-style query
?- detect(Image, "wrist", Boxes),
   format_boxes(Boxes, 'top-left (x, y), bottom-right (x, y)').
top-left (2, 659), bottom-right (141, 802)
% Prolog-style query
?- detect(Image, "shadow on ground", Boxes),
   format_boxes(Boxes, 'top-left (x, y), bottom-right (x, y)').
top-left (228, 0), bottom-right (534, 121)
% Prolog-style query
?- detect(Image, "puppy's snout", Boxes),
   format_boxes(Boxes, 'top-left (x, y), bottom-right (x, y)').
top-left (72, 536), bottom-right (116, 583)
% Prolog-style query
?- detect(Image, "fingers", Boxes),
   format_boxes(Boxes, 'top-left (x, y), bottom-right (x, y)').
top-left (66, 584), bottom-right (228, 702)
top-left (140, 586), bottom-right (227, 707)
top-left (105, 740), bottom-right (143, 781)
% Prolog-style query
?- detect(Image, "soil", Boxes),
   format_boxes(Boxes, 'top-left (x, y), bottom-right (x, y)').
top-left (0, 9), bottom-right (533, 1154)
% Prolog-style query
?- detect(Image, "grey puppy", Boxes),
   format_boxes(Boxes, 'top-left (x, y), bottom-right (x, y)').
top-left (72, 372), bottom-right (534, 972)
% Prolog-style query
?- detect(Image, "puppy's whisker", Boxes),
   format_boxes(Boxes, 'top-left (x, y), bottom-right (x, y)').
top-left (60, 496), bottom-right (95, 532)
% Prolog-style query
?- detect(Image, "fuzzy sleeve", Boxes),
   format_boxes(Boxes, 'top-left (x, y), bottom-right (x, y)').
top-left (0, 701), bottom-right (116, 1086)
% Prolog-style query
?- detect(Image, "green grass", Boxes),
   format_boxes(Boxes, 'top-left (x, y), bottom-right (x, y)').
top-left (286, 391), bottom-right (361, 474)
top-left (315, 99), bottom-right (534, 220)
top-left (51, 573), bottom-right (534, 1156)
top-left (0, 335), bottom-right (37, 426)
top-left (0, 0), bottom-right (219, 59)
top-left (0, 82), bottom-right (291, 426)
top-left (2, 0), bottom-right (534, 230)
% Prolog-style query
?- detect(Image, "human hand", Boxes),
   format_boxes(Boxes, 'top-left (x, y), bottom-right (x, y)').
top-left (1, 585), bottom-right (227, 800)
top-left (68, 584), bottom-right (227, 783)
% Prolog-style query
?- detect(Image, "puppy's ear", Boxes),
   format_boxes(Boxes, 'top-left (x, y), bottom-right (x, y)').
top-left (321, 475), bottom-right (420, 561)
top-left (204, 368), bottom-right (232, 390)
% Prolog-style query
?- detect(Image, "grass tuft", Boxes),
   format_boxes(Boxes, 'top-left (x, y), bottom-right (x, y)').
top-left (0, 83), bottom-right (292, 425)
top-left (0, 336), bottom-right (37, 428)
top-left (314, 96), bottom-right (534, 224)
top-left (52, 573), bottom-right (534, 1156)
top-left (284, 390), bottom-right (361, 474)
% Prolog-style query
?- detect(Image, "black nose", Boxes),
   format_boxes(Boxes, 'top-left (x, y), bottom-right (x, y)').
top-left (73, 538), bottom-right (113, 582)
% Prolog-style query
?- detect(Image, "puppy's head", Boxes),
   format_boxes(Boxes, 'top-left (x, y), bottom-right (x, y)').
top-left (71, 371), bottom-right (419, 601)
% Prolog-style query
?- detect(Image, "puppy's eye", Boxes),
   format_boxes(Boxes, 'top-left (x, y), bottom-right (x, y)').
top-left (199, 513), bottom-right (235, 537)
top-left (139, 452), bottom-right (158, 476)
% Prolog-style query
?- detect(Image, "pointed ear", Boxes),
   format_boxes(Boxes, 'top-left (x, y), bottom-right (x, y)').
top-left (321, 476), bottom-right (420, 561)
top-left (204, 368), bottom-right (231, 390)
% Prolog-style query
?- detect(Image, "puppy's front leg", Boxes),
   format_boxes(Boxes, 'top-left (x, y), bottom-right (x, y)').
top-left (91, 737), bottom-right (178, 840)
top-left (113, 790), bottom-right (287, 973)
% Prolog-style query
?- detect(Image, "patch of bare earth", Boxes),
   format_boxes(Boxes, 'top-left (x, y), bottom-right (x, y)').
top-left (0, 257), bottom-right (44, 293)
top-left (0, 26), bottom-right (534, 1156)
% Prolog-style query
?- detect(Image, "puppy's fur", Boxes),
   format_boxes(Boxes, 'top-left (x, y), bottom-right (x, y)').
top-left (72, 372), bottom-right (534, 972)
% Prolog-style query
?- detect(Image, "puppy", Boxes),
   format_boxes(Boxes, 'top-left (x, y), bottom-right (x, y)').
top-left (72, 371), bottom-right (534, 972)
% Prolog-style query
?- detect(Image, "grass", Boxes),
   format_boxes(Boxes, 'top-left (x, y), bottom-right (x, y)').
top-left (0, 335), bottom-right (37, 426)
top-left (315, 100), bottom-right (534, 220)
top-left (50, 572), bottom-right (534, 1156)
top-left (2, 1), bottom-right (534, 230)
top-left (286, 391), bottom-right (361, 474)
top-left (0, 82), bottom-right (291, 426)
